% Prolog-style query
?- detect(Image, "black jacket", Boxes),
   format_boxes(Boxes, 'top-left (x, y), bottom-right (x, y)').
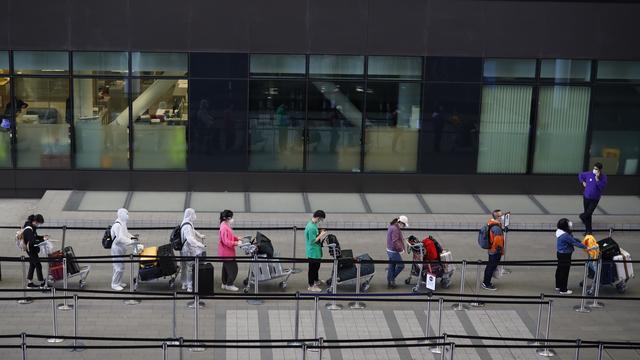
top-left (22, 222), bottom-right (44, 255)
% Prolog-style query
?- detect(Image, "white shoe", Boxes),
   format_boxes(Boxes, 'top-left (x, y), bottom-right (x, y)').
top-left (225, 285), bottom-right (239, 292)
top-left (111, 285), bottom-right (124, 291)
top-left (119, 283), bottom-right (128, 288)
top-left (187, 287), bottom-right (193, 293)
top-left (559, 290), bottom-right (573, 295)
top-left (307, 285), bottom-right (322, 292)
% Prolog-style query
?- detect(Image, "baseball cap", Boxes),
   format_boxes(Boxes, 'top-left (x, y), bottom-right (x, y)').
top-left (398, 215), bottom-right (409, 227)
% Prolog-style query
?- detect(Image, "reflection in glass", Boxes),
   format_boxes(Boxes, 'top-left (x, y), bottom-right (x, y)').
top-left (73, 52), bottom-right (128, 76)
top-left (477, 85), bottom-right (532, 173)
top-left (132, 52), bottom-right (188, 77)
top-left (190, 53), bottom-right (248, 78)
top-left (426, 57), bottom-right (482, 82)
top-left (597, 61), bottom-right (640, 81)
top-left (189, 79), bottom-right (248, 171)
top-left (364, 82), bottom-right (421, 172)
top-left (14, 51), bottom-right (69, 75)
top-left (533, 86), bottom-right (590, 174)
top-left (421, 84), bottom-right (481, 173)
top-left (0, 51), bottom-right (9, 74)
top-left (132, 79), bottom-right (188, 169)
top-left (0, 78), bottom-right (12, 167)
top-left (483, 59), bottom-right (536, 80)
top-left (249, 80), bottom-right (305, 171)
top-left (309, 55), bottom-right (364, 79)
top-left (14, 78), bottom-right (71, 168)
top-left (540, 59), bottom-right (591, 82)
top-left (250, 55), bottom-right (306, 77)
top-left (73, 79), bottom-right (129, 169)
top-left (307, 81), bottom-right (363, 171)
top-left (589, 86), bottom-right (640, 175)
top-left (367, 56), bottom-right (422, 80)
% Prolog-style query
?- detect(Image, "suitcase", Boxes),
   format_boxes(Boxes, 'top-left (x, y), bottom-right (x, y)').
top-left (589, 261), bottom-right (617, 285)
top-left (192, 262), bottom-right (214, 295)
top-left (157, 244), bottom-right (177, 276)
top-left (139, 266), bottom-right (164, 281)
top-left (614, 249), bottom-right (634, 281)
top-left (336, 254), bottom-right (374, 282)
top-left (63, 246), bottom-right (80, 274)
top-left (338, 249), bottom-right (354, 270)
top-left (598, 237), bottom-right (620, 261)
top-left (140, 246), bottom-right (158, 269)
top-left (440, 250), bottom-right (456, 273)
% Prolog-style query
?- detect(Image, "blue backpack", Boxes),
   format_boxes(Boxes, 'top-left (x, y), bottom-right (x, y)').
top-left (477, 223), bottom-right (498, 249)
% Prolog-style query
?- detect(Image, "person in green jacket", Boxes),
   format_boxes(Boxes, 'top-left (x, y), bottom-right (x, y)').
top-left (305, 210), bottom-right (326, 292)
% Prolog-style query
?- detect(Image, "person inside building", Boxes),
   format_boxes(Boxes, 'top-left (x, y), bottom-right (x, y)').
top-left (305, 210), bottom-right (327, 292)
top-left (218, 210), bottom-right (242, 291)
top-left (110, 208), bottom-right (138, 291)
top-left (180, 208), bottom-right (206, 292)
top-left (22, 214), bottom-right (48, 288)
top-left (482, 210), bottom-right (505, 291)
top-left (578, 162), bottom-right (607, 235)
top-left (387, 215), bottom-right (409, 289)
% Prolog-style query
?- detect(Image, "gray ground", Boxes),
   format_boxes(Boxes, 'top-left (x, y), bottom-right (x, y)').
top-left (0, 191), bottom-right (639, 360)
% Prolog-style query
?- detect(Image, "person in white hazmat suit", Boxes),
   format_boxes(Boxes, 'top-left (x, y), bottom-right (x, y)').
top-left (110, 208), bottom-right (138, 291)
top-left (179, 208), bottom-right (206, 292)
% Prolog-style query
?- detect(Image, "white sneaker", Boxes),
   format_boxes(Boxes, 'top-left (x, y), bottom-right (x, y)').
top-left (181, 283), bottom-right (188, 290)
top-left (221, 284), bottom-right (228, 290)
top-left (307, 285), bottom-right (322, 292)
top-left (111, 285), bottom-right (124, 291)
top-left (187, 287), bottom-right (193, 293)
top-left (559, 290), bottom-right (573, 295)
top-left (225, 285), bottom-right (240, 292)
top-left (119, 283), bottom-right (128, 288)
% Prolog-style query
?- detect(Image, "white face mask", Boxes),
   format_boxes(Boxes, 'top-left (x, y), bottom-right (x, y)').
top-left (592, 169), bottom-right (598, 175)
top-left (228, 218), bottom-right (234, 225)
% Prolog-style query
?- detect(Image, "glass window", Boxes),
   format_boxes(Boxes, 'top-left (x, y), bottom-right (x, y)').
top-left (132, 79), bottom-right (188, 170)
top-left (364, 82), bottom-right (421, 172)
top-left (426, 57), bottom-right (482, 82)
top-left (131, 52), bottom-right (188, 77)
top-left (73, 79), bottom-right (129, 169)
top-left (367, 56), bottom-right (422, 80)
top-left (420, 84), bottom-right (481, 174)
top-left (250, 54), bottom-right (306, 77)
top-left (589, 85), bottom-right (640, 175)
top-left (483, 59), bottom-right (536, 80)
top-left (532, 86), bottom-right (590, 174)
top-left (309, 55), bottom-right (364, 79)
top-left (189, 79), bottom-right (248, 171)
top-left (14, 78), bottom-right (71, 168)
top-left (540, 59), bottom-right (591, 82)
top-left (307, 81), bottom-right (363, 172)
top-left (0, 51), bottom-right (9, 74)
top-left (73, 52), bottom-right (128, 76)
top-left (477, 85), bottom-right (532, 174)
top-left (14, 51), bottom-right (69, 75)
top-left (190, 53), bottom-right (248, 78)
top-left (0, 77), bottom-right (12, 167)
top-left (248, 79), bottom-right (305, 171)
top-left (597, 61), bottom-right (640, 81)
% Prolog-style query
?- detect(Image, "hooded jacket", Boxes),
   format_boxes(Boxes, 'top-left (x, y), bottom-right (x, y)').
top-left (181, 208), bottom-right (205, 256)
top-left (556, 229), bottom-right (587, 254)
top-left (111, 208), bottom-right (135, 252)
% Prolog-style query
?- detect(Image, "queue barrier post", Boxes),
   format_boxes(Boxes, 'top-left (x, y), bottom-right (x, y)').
top-left (124, 253), bottom-right (140, 305)
top-left (326, 257), bottom-right (343, 310)
top-left (17, 256), bottom-right (32, 305)
top-left (69, 294), bottom-right (85, 352)
top-left (536, 299), bottom-right (556, 357)
top-left (528, 293), bottom-right (544, 346)
top-left (452, 260), bottom-right (469, 311)
top-left (179, 337), bottom-right (184, 360)
top-left (21, 332), bottom-right (27, 360)
top-left (349, 260), bottom-right (366, 309)
top-left (596, 343), bottom-right (604, 360)
top-left (308, 295), bottom-right (320, 353)
top-left (47, 287), bottom-right (63, 343)
top-left (449, 342), bottom-right (455, 360)
top-left (430, 298), bottom-right (444, 354)
top-left (574, 262), bottom-right (591, 313)
top-left (573, 339), bottom-right (581, 360)
top-left (168, 291), bottom-right (179, 345)
top-left (302, 343), bottom-right (308, 360)
top-left (499, 217), bottom-right (511, 276)
top-left (187, 256), bottom-right (205, 309)
top-left (189, 257), bottom-right (205, 352)
top-left (440, 333), bottom-right (448, 360)
top-left (60, 225), bottom-right (67, 251)
top-left (162, 341), bottom-right (168, 360)
top-left (589, 257), bottom-right (604, 309)
top-left (288, 291), bottom-right (302, 346)
top-left (317, 337), bottom-right (324, 360)
top-left (291, 226), bottom-right (302, 274)
top-left (421, 294), bottom-right (433, 344)
top-left (470, 260), bottom-right (484, 307)
top-left (57, 257), bottom-right (73, 311)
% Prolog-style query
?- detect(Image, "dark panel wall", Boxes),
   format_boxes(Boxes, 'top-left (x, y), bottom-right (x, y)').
top-left (4, 0), bottom-right (640, 59)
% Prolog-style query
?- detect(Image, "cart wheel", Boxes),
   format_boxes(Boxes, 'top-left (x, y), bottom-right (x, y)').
top-left (326, 287), bottom-right (333, 294)
top-left (243, 288), bottom-right (249, 294)
top-left (586, 288), bottom-right (593, 296)
top-left (412, 286), bottom-right (419, 293)
top-left (279, 281), bottom-right (287, 290)
top-left (616, 283), bottom-right (626, 294)
top-left (404, 278), bottom-right (411, 285)
top-left (168, 279), bottom-right (176, 289)
top-left (361, 282), bottom-right (370, 293)
top-left (79, 280), bottom-right (86, 289)
top-left (243, 278), bottom-right (249, 286)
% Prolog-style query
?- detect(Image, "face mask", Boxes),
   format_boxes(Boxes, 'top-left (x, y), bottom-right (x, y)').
top-left (228, 218), bottom-right (234, 225)
top-left (593, 169), bottom-right (598, 175)
top-left (499, 215), bottom-right (505, 223)
top-left (568, 221), bottom-right (573, 230)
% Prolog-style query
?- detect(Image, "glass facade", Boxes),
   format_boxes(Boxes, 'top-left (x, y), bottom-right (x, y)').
top-left (0, 52), bottom-right (636, 176)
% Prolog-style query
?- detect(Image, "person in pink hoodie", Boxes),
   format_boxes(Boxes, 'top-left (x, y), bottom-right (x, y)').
top-left (218, 209), bottom-right (242, 291)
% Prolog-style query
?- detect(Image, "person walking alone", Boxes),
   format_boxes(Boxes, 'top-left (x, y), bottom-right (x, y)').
top-left (305, 210), bottom-right (326, 292)
top-left (482, 210), bottom-right (505, 291)
top-left (386, 216), bottom-right (409, 289)
top-left (578, 162), bottom-right (607, 235)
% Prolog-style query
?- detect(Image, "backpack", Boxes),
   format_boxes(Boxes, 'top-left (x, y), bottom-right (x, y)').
top-left (477, 223), bottom-right (498, 249)
top-left (170, 223), bottom-right (189, 251)
top-left (15, 226), bottom-right (31, 251)
top-left (426, 235), bottom-right (443, 255)
top-left (102, 221), bottom-right (120, 249)
top-left (254, 232), bottom-right (274, 258)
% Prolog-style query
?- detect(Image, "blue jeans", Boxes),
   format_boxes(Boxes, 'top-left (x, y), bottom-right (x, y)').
top-left (387, 251), bottom-right (405, 283)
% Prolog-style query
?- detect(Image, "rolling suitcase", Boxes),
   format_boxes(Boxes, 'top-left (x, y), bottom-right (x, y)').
top-left (139, 266), bottom-right (163, 281)
top-left (192, 262), bottom-right (214, 295)
top-left (614, 249), bottom-right (634, 281)
top-left (337, 254), bottom-right (374, 282)
top-left (157, 244), bottom-right (177, 276)
top-left (598, 237), bottom-right (620, 261)
top-left (440, 250), bottom-right (456, 273)
top-left (48, 251), bottom-right (64, 281)
top-left (63, 246), bottom-right (80, 274)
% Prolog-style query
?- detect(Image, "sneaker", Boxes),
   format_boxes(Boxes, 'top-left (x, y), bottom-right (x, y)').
top-left (481, 283), bottom-right (497, 291)
top-left (187, 287), bottom-right (193, 293)
top-left (225, 285), bottom-right (240, 292)
top-left (111, 285), bottom-right (124, 291)
top-left (27, 282), bottom-right (38, 288)
top-left (387, 282), bottom-right (397, 289)
top-left (555, 288), bottom-right (560, 291)
top-left (315, 280), bottom-right (325, 286)
top-left (119, 283), bottom-right (128, 288)
top-left (181, 283), bottom-right (188, 290)
top-left (221, 284), bottom-right (228, 290)
top-left (559, 290), bottom-right (573, 295)
top-left (307, 285), bottom-right (322, 292)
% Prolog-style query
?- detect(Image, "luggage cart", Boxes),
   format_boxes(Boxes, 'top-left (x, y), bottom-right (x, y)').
top-left (241, 233), bottom-right (293, 293)
top-left (45, 243), bottom-right (90, 289)
top-left (133, 243), bottom-right (180, 290)
top-left (324, 235), bottom-right (375, 293)
top-left (404, 236), bottom-right (454, 292)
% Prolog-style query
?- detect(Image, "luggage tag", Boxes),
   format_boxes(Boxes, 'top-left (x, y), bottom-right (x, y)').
top-left (426, 273), bottom-right (437, 291)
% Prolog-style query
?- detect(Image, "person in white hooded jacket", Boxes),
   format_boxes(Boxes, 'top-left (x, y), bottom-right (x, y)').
top-left (110, 208), bottom-right (137, 291)
top-left (179, 208), bottom-right (206, 292)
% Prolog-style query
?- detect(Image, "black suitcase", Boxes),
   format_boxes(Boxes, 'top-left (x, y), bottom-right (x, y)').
top-left (157, 244), bottom-right (178, 276)
top-left (598, 237), bottom-right (620, 260)
top-left (63, 246), bottom-right (81, 274)
top-left (139, 266), bottom-right (164, 281)
top-left (192, 262), bottom-right (214, 295)
top-left (337, 254), bottom-right (374, 282)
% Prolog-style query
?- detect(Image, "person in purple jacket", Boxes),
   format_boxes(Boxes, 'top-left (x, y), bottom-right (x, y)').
top-left (386, 215), bottom-right (409, 289)
top-left (578, 162), bottom-right (607, 235)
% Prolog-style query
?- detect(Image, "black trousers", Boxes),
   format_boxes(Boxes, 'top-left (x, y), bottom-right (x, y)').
top-left (483, 253), bottom-right (501, 286)
top-left (27, 252), bottom-right (44, 282)
top-left (580, 197), bottom-right (600, 234)
top-left (555, 252), bottom-right (573, 292)
top-left (221, 261), bottom-right (238, 286)
top-left (308, 259), bottom-right (321, 286)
